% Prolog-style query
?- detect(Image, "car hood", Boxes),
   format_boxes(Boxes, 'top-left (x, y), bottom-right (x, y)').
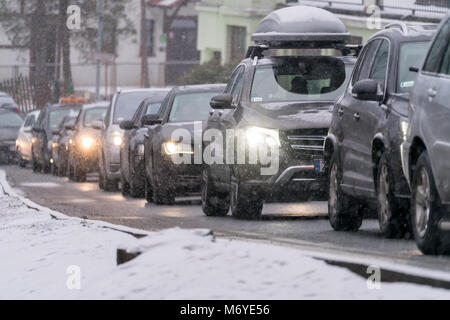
top-left (0, 127), bottom-right (20, 142)
top-left (159, 121), bottom-right (206, 142)
top-left (242, 102), bottom-right (334, 130)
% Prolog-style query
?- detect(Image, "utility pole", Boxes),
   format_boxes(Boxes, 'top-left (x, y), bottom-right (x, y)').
top-left (140, 0), bottom-right (149, 87)
top-left (96, 0), bottom-right (104, 101)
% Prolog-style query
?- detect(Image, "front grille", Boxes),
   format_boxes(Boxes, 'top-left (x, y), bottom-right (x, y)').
top-left (281, 128), bottom-right (327, 159)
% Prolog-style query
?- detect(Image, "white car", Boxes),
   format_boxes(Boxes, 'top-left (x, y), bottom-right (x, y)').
top-left (16, 110), bottom-right (40, 167)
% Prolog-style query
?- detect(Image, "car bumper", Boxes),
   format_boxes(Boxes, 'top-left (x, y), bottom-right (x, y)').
top-left (156, 157), bottom-right (203, 192)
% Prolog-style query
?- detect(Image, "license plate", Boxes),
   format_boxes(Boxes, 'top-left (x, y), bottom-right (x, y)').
top-left (314, 159), bottom-right (324, 173)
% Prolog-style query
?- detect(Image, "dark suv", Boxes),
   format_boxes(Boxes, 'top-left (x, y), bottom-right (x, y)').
top-left (325, 23), bottom-right (436, 236)
top-left (402, 13), bottom-right (450, 255)
top-left (119, 95), bottom-right (167, 198)
top-left (201, 6), bottom-right (357, 219)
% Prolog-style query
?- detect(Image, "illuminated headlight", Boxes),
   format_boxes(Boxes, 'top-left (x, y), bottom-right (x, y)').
top-left (162, 141), bottom-right (193, 155)
top-left (400, 120), bottom-right (409, 140)
top-left (111, 132), bottom-right (123, 146)
top-left (81, 136), bottom-right (95, 149)
top-left (52, 142), bottom-right (58, 149)
top-left (137, 144), bottom-right (145, 156)
top-left (246, 126), bottom-right (280, 147)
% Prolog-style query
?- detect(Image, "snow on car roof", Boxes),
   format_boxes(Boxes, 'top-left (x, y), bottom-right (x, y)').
top-left (251, 6), bottom-right (350, 48)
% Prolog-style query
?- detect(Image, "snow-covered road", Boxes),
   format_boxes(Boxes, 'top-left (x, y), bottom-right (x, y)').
top-left (1, 169), bottom-right (450, 299)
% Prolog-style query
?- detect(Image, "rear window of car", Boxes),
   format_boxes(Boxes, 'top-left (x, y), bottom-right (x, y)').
top-left (397, 41), bottom-right (430, 93)
top-left (113, 91), bottom-right (168, 124)
top-left (0, 111), bottom-right (23, 128)
top-left (168, 91), bottom-right (221, 122)
top-left (49, 108), bottom-right (80, 130)
top-left (83, 107), bottom-right (107, 127)
top-left (250, 56), bottom-right (351, 103)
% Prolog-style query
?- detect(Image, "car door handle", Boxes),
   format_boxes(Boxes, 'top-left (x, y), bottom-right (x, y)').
top-left (338, 108), bottom-right (344, 118)
top-left (353, 113), bottom-right (360, 121)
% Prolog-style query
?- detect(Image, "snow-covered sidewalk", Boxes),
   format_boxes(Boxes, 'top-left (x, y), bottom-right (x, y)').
top-left (1, 169), bottom-right (450, 299)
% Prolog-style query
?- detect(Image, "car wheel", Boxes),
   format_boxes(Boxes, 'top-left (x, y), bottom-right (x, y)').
top-left (230, 170), bottom-right (263, 220)
top-left (98, 159), bottom-right (105, 189)
top-left (32, 152), bottom-right (40, 173)
top-left (129, 173), bottom-right (144, 198)
top-left (328, 153), bottom-right (363, 231)
top-left (73, 160), bottom-right (86, 182)
top-left (376, 153), bottom-right (409, 238)
top-left (150, 162), bottom-right (174, 205)
top-left (18, 156), bottom-right (27, 168)
top-left (144, 177), bottom-right (153, 203)
top-left (201, 168), bottom-right (230, 217)
top-left (121, 174), bottom-right (130, 196)
top-left (411, 152), bottom-right (449, 255)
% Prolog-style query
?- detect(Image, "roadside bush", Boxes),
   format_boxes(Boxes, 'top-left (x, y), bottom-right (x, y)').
top-left (176, 59), bottom-right (240, 85)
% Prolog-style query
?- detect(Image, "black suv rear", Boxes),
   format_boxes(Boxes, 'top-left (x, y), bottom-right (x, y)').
top-left (325, 23), bottom-right (436, 236)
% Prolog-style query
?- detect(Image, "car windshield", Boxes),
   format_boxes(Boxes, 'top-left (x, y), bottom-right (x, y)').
top-left (397, 41), bottom-right (430, 93)
top-left (49, 108), bottom-right (80, 130)
top-left (250, 56), bottom-right (352, 104)
top-left (145, 102), bottom-right (162, 115)
top-left (113, 91), bottom-right (168, 124)
top-left (168, 91), bottom-right (221, 122)
top-left (83, 107), bottom-right (107, 127)
top-left (0, 111), bottom-right (23, 128)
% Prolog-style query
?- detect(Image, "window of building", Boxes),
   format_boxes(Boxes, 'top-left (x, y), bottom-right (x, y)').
top-left (228, 26), bottom-right (247, 62)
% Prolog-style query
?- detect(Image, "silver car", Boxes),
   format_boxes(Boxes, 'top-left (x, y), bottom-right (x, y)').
top-left (402, 12), bottom-right (450, 255)
top-left (97, 88), bottom-right (170, 191)
top-left (16, 110), bottom-right (40, 167)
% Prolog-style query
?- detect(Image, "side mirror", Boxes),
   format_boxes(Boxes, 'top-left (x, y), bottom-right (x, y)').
top-left (91, 120), bottom-right (103, 130)
top-left (24, 127), bottom-right (32, 133)
top-left (119, 120), bottom-right (137, 130)
top-left (210, 94), bottom-right (234, 109)
top-left (141, 114), bottom-right (162, 126)
top-left (32, 125), bottom-right (41, 132)
top-left (352, 79), bottom-right (384, 102)
top-left (65, 124), bottom-right (75, 130)
top-left (52, 129), bottom-right (60, 135)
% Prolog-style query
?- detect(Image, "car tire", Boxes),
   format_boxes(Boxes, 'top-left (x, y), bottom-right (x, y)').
top-left (376, 153), bottom-right (410, 238)
top-left (411, 151), bottom-right (450, 255)
top-left (328, 153), bottom-right (363, 231)
top-left (121, 174), bottom-right (130, 196)
top-left (73, 160), bottom-right (86, 182)
top-left (18, 157), bottom-right (27, 168)
top-left (32, 152), bottom-right (40, 173)
top-left (201, 168), bottom-right (230, 217)
top-left (230, 170), bottom-right (263, 220)
top-left (150, 162), bottom-right (175, 205)
top-left (129, 173), bottom-right (144, 198)
top-left (144, 177), bottom-right (153, 203)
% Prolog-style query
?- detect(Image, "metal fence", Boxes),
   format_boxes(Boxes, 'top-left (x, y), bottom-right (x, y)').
top-left (0, 76), bottom-right (35, 113)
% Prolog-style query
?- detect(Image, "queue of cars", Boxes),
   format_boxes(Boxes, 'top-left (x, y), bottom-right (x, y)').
top-left (5, 7), bottom-right (449, 255)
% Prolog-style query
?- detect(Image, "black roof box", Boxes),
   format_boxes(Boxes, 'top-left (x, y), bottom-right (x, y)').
top-left (251, 6), bottom-right (350, 49)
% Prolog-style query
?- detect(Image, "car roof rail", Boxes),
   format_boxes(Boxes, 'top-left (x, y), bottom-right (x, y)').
top-left (385, 22), bottom-right (409, 34)
top-left (245, 45), bottom-right (269, 59)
